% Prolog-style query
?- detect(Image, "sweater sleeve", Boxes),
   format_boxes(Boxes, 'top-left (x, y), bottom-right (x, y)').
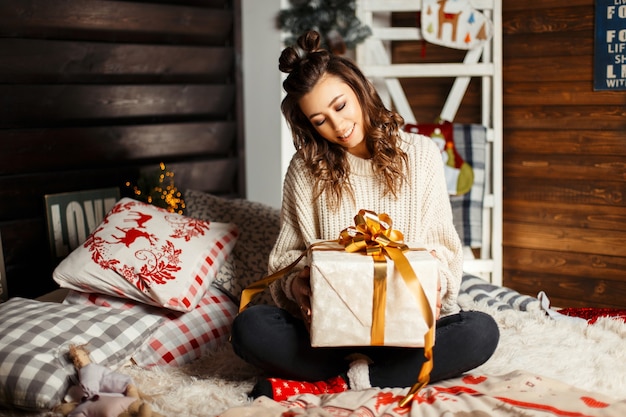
top-left (268, 155), bottom-right (318, 314)
top-left (408, 133), bottom-right (463, 315)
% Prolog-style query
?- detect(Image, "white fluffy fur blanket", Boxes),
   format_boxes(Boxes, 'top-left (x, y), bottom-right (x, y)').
top-left (115, 296), bottom-right (626, 417)
top-left (7, 293), bottom-right (626, 417)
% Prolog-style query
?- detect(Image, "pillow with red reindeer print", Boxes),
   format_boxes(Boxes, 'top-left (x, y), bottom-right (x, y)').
top-left (53, 198), bottom-right (239, 312)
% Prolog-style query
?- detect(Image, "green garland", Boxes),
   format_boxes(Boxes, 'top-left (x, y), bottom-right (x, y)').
top-left (278, 0), bottom-right (371, 54)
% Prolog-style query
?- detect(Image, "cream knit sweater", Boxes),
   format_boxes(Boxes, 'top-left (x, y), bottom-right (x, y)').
top-left (269, 130), bottom-right (462, 316)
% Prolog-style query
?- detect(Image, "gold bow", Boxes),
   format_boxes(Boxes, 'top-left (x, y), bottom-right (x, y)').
top-left (338, 209), bottom-right (434, 408)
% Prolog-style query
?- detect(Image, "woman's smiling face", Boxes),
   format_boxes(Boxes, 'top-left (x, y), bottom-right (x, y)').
top-left (298, 74), bottom-right (369, 159)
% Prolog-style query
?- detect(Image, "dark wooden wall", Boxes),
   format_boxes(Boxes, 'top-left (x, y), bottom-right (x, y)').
top-left (0, 0), bottom-right (243, 299)
top-left (394, 0), bottom-right (626, 308)
top-left (501, 0), bottom-right (625, 309)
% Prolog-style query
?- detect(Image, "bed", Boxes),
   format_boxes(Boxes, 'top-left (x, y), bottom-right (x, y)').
top-left (0, 187), bottom-right (625, 417)
top-left (2, 1), bottom-right (625, 415)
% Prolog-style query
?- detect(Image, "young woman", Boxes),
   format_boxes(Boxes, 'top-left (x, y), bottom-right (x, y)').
top-left (230, 30), bottom-right (499, 401)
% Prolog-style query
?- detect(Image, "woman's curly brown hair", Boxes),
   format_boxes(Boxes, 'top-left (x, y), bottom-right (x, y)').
top-left (279, 30), bottom-right (408, 210)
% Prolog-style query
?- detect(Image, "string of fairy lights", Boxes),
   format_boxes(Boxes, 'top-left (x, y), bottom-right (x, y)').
top-left (126, 162), bottom-right (186, 214)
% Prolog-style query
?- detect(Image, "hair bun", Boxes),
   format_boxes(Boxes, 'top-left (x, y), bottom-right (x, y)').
top-left (278, 47), bottom-right (299, 73)
top-left (298, 30), bottom-right (322, 53)
top-left (278, 30), bottom-right (324, 74)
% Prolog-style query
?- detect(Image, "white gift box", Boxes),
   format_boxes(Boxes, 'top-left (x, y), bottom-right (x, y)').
top-left (309, 241), bottom-right (438, 347)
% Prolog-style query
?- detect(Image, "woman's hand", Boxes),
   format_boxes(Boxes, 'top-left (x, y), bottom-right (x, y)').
top-left (436, 277), bottom-right (442, 320)
top-left (291, 266), bottom-right (312, 325)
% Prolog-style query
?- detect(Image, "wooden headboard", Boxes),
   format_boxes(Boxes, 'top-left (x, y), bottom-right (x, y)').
top-left (0, 0), bottom-right (244, 299)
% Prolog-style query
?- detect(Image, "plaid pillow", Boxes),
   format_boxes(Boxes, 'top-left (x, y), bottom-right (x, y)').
top-left (64, 285), bottom-right (237, 367)
top-left (0, 298), bottom-right (162, 410)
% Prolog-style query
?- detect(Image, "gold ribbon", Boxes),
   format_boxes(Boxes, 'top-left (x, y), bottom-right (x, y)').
top-left (239, 250), bottom-right (307, 313)
top-left (338, 209), bottom-right (434, 408)
top-left (338, 209), bottom-right (408, 345)
top-left (239, 240), bottom-right (333, 312)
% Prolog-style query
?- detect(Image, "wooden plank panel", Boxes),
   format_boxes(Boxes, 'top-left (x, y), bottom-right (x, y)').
top-left (400, 78), bottom-right (468, 97)
top-left (0, 122), bottom-right (236, 175)
top-left (503, 247), bottom-right (626, 281)
top-left (504, 105), bottom-right (626, 130)
top-left (503, 32), bottom-right (592, 59)
top-left (407, 107), bottom-right (481, 125)
top-left (0, 219), bottom-right (48, 266)
top-left (504, 81), bottom-right (625, 106)
top-left (0, 169), bottom-right (137, 221)
top-left (504, 200), bottom-right (626, 232)
top-left (504, 153), bottom-right (626, 182)
top-left (400, 78), bottom-right (482, 104)
top-left (504, 56), bottom-right (593, 82)
top-left (0, 159), bottom-right (238, 221)
top-left (0, 39), bottom-right (233, 83)
top-left (503, 6), bottom-right (593, 35)
top-left (501, 1), bottom-right (625, 308)
top-left (0, 85), bottom-right (235, 128)
top-left (114, 0), bottom-right (229, 7)
top-left (0, 218), bottom-right (59, 298)
top-left (5, 264), bottom-right (59, 299)
top-left (398, 106), bottom-right (481, 125)
top-left (503, 129), bottom-right (626, 156)
top-left (0, 0), bottom-right (232, 45)
top-left (503, 222), bottom-right (625, 257)
top-left (167, 159), bottom-right (239, 192)
top-left (504, 269), bottom-right (626, 309)
top-left (399, 79), bottom-right (482, 123)
top-left (504, 178), bottom-right (625, 207)
top-left (0, 0), bottom-right (241, 301)
top-left (504, 0), bottom-right (591, 12)
top-left (392, 41), bottom-right (468, 64)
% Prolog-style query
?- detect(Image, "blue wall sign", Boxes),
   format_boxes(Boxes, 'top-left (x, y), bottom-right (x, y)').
top-left (594, 0), bottom-right (626, 91)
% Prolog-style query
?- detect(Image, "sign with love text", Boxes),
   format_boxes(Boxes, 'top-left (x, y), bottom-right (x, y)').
top-left (45, 188), bottom-right (120, 260)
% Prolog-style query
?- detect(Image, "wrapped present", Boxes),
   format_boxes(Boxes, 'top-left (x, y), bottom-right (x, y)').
top-left (239, 209), bottom-right (437, 407)
top-left (309, 210), bottom-right (437, 407)
top-left (309, 240), bottom-right (438, 347)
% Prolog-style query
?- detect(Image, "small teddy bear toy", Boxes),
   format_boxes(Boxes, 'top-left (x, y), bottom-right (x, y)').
top-left (55, 344), bottom-right (164, 417)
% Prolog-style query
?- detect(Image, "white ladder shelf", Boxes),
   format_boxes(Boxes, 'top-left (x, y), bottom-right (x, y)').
top-left (356, 0), bottom-right (503, 285)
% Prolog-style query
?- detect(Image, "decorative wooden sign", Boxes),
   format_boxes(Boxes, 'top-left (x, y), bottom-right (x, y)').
top-left (45, 187), bottom-right (120, 260)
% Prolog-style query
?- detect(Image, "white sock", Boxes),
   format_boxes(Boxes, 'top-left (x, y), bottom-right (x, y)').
top-left (346, 355), bottom-right (372, 391)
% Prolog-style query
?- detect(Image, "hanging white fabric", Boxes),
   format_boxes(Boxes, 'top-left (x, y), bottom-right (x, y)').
top-left (421, 0), bottom-right (493, 50)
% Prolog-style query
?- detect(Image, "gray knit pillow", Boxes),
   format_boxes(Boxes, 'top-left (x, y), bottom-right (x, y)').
top-left (184, 190), bottom-right (280, 306)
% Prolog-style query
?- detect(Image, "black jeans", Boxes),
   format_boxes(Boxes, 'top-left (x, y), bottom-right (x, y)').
top-left (231, 305), bottom-right (500, 388)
